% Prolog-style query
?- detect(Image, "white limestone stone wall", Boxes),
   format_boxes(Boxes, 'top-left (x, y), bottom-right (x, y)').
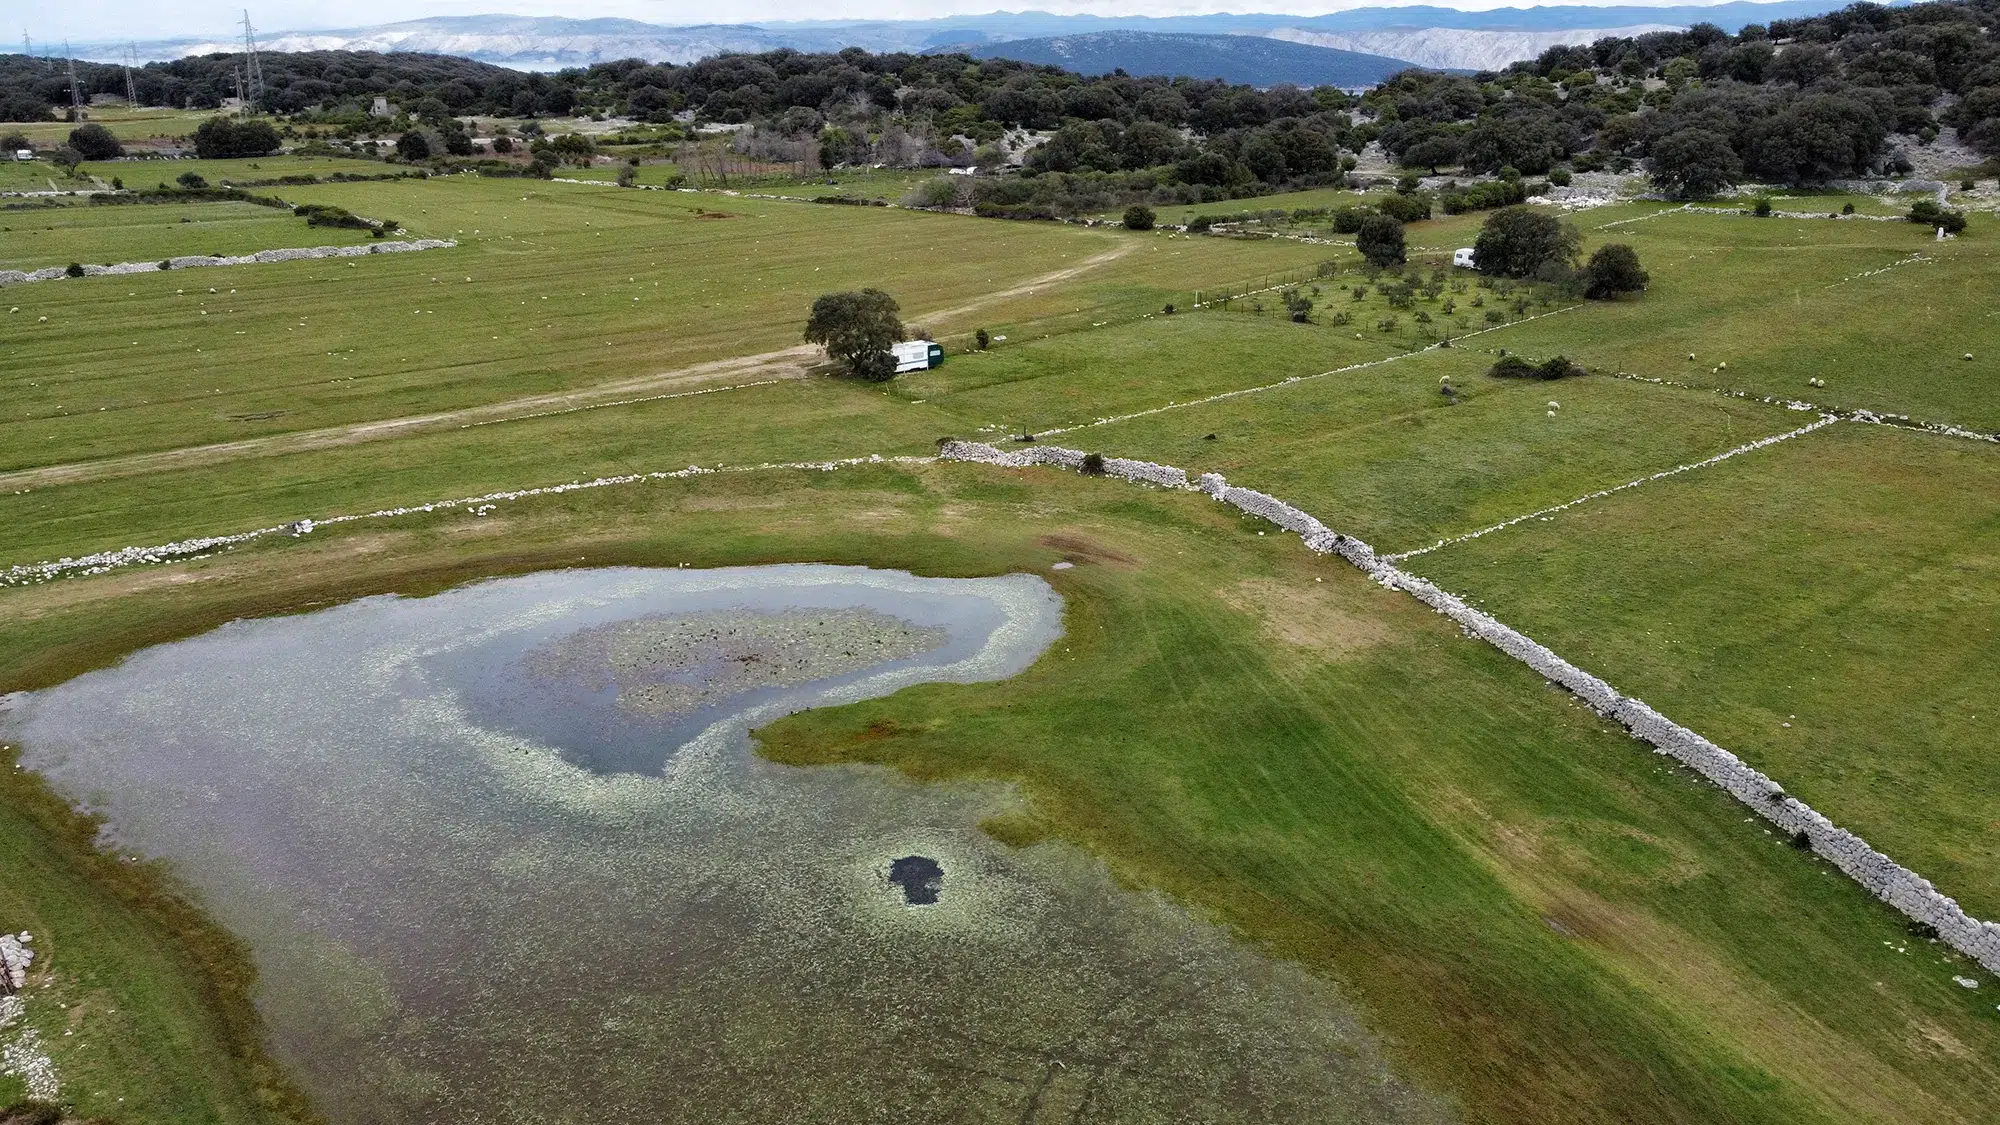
top-left (0, 239), bottom-right (456, 284)
top-left (937, 439), bottom-right (2000, 973)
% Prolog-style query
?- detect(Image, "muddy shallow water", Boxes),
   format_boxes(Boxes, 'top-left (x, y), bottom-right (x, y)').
top-left (4, 565), bottom-right (1450, 1125)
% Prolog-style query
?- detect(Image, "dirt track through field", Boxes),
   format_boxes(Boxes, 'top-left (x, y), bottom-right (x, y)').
top-left (0, 244), bottom-right (1133, 493)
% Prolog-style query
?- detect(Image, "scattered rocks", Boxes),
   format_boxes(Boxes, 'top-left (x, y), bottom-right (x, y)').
top-left (0, 239), bottom-right (458, 286)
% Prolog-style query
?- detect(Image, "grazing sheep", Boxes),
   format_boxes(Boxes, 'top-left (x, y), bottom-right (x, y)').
top-left (1547, 401), bottom-right (1560, 410)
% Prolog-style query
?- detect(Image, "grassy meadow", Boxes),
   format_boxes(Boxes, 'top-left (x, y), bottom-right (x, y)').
top-left (0, 199), bottom-right (376, 270)
top-left (2, 160), bottom-right (1997, 1124)
top-left (1411, 421), bottom-right (2000, 918)
top-left (7, 107), bottom-right (218, 146)
top-left (4, 462), bottom-right (1998, 1123)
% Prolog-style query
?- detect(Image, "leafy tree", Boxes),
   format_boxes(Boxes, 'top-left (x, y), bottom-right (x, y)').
top-left (1122, 204), bottom-right (1155, 231)
top-left (0, 130), bottom-right (29, 150)
top-left (49, 145), bottom-right (82, 175)
top-left (176, 170), bottom-right (208, 188)
top-left (1909, 200), bottom-right (1967, 235)
top-left (1402, 134), bottom-right (1460, 174)
top-left (1583, 244), bottom-right (1648, 299)
top-left (1473, 207), bottom-right (1580, 278)
top-left (1647, 128), bottom-right (1742, 199)
top-left (805, 289), bottom-right (905, 381)
top-left (492, 135), bottom-right (514, 154)
top-left (396, 130), bottom-right (431, 161)
top-left (192, 117), bottom-right (279, 159)
top-left (0, 94), bottom-right (55, 123)
top-left (1355, 214), bottom-right (1406, 268)
top-left (1378, 192), bottom-right (1432, 223)
top-left (67, 123), bottom-right (122, 160)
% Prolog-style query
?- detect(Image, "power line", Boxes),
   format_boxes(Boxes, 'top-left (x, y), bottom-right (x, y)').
top-left (124, 44), bottom-right (139, 105)
top-left (63, 41), bottom-right (86, 121)
top-left (240, 10), bottom-right (264, 114)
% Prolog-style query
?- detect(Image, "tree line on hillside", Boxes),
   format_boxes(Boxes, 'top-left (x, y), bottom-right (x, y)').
top-left (1375, 0), bottom-right (2000, 194)
top-left (4, 0), bottom-right (1996, 211)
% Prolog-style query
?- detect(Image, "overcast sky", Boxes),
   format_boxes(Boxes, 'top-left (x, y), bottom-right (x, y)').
top-left (34, 0), bottom-right (1731, 46)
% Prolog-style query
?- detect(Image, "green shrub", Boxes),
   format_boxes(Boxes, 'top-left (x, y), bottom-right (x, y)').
top-left (1356, 214), bottom-right (1406, 267)
top-left (1080, 452), bottom-right (1107, 475)
top-left (1378, 192), bottom-right (1432, 223)
top-left (1122, 203), bottom-right (1155, 231)
top-left (1909, 199), bottom-right (1967, 234)
top-left (1753, 198), bottom-right (1773, 217)
top-left (1489, 354), bottom-right (1583, 379)
top-left (64, 262), bottom-right (84, 277)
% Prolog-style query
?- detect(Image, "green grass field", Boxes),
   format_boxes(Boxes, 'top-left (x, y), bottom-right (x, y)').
top-left (4, 462), bottom-right (1996, 1123)
top-left (1410, 421), bottom-right (2000, 918)
top-left (2, 166), bottom-right (1997, 1125)
top-left (0, 200), bottom-right (375, 269)
top-left (8, 107), bottom-right (220, 146)
top-left (1502, 208), bottom-right (2000, 429)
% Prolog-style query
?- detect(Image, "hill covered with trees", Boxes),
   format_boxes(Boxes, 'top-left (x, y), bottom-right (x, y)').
top-left (3, 0), bottom-right (1995, 211)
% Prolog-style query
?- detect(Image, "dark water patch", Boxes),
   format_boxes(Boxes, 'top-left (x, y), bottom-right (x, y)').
top-left (888, 856), bottom-right (944, 905)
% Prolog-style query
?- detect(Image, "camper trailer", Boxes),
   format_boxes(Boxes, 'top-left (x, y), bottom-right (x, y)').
top-left (1452, 247), bottom-right (1478, 269)
top-left (891, 339), bottom-right (945, 373)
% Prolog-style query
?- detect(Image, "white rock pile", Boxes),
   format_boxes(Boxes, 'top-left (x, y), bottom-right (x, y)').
top-left (0, 932), bottom-right (31, 991)
top-left (0, 239), bottom-right (457, 285)
top-left (938, 439), bottom-right (2000, 974)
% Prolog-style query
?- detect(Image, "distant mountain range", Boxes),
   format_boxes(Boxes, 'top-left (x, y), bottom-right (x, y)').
top-left (82, 2), bottom-right (1883, 74)
top-left (954, 31), bottom-right (1425, 88)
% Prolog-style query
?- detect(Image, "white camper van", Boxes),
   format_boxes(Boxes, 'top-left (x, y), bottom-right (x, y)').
top-left (891, 339), bottom-right (945, 373)
top-left (1452, 247), bottom-right (1478, 269)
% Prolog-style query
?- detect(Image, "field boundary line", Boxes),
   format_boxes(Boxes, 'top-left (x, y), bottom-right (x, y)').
top-left (1610, 372), bottom-right (1999, 443)
top-left (0, 454), bottom-right (934, 587)
top-left (1381, 414), bottom-right (1840, 562)
top-left (937, 438), bottom-right (2000, 975)
top-left (0, 239), bottom-right (457, 284)
top-left (1028, 304), bottom-right (1583, 440)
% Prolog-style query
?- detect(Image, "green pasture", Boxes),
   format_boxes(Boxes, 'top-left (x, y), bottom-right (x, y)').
top-left (0, 176), bottom-right (1347, 474)
top-left (90, 154), bottom-right (399, 188)
top-left (1072, 349), bottom-right (1803, 550)
top-left (0, 160), bottom-right (69, 192)
top-left (1411, 421), bottom-right (2000, 918)
top-left (4, 157), bottom-right (2000, 1125)
top-left (1506, 208), bottom-right (2000, 430)
top-left (0, 200), bottom-right (374, 270)
top-left (8, 107), bottom-right (218, 146)
top-left (4, 462), bottom-right (1996, 1124)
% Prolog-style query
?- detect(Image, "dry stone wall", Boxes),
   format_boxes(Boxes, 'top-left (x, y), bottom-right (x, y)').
top-left (0, 239), bottom-right (457, 285)
top-left (938, 439), bottom-right (2000, 973)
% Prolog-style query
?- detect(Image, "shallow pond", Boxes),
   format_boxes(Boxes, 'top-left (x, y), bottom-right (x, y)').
top-left (4, 565), bottom-right (1449, 1124)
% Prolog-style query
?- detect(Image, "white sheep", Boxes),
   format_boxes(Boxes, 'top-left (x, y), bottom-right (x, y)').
top-left (1547, 400), bottom-right (1560, 410)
